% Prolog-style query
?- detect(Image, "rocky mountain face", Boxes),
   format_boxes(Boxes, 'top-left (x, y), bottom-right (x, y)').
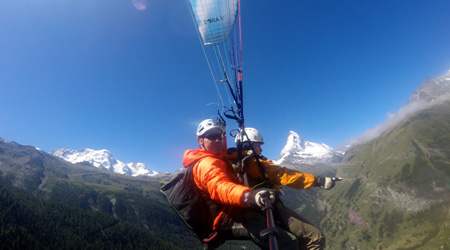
top-left (273, 131), bottom-right (343, 177)
top-left (408, 69), bottom-right (450, 104)
top-left (274, 131), bottom-right (343, 165)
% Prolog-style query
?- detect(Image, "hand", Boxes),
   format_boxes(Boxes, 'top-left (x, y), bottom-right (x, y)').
top-left (244, 188), bottom-right (277, 208)
top-left (316, 177), bottom-right (343, 190)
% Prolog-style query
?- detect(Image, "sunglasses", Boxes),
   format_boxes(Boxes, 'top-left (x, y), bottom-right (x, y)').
top-left (203, 133), bottom-right (223, 141)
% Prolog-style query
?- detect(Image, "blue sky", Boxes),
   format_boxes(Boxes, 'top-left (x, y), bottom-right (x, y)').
top-left (1, 0), bottom-right (450, 173)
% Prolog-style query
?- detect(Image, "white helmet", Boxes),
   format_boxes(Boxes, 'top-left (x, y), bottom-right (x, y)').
top-left (196, 119), bottom-right (225, 137)
top-left (236, 127), bottom-right (264, 144)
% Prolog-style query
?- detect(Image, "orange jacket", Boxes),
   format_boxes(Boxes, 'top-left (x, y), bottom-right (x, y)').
top-left (227, 151), bottom-right (317, 191)
top-left (182, 148), bottom-right (250, 230)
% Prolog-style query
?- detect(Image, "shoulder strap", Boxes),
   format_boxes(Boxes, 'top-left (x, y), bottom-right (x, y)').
top-left (237, 152), bottom-right (271, 189)
top-left (188, 162), bottom-right (222, 214)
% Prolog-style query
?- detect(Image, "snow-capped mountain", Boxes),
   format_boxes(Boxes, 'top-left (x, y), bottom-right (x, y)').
top-left (273, 131), bottom-right (344, 166)
top-left (49, 131), bottom-right (343, 178)
top-left (408, 69), bottom-right (450, 104)
top-left (51, 148), bottom-right (158, 177)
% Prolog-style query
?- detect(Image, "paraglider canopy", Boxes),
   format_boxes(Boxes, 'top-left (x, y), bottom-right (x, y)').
top-left (188, 0), bottom-right (244, 129)
top-left (190, 0), bottom-right (239, 45)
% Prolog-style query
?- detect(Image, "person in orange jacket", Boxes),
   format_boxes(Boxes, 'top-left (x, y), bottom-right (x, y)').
top-left (182, 119), bottom-right (299, 250)
top-left (229, 127), bottom-right (340, 250)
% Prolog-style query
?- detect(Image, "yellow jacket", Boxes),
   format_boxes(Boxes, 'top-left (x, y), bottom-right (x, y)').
top-left (228, 150), bottom-right (317, 191)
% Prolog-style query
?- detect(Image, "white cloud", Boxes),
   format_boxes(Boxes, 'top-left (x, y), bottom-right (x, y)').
top-left (348, 99), bottom-right (427, 147)
top-left (349, 90), bottom-right (450, 148)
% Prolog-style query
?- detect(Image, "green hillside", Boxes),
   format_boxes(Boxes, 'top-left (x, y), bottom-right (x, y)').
top-left (0, 139), bottom-right (261, 249)
top-left (0, 139), bottom-right (203, 249)
top-left (305, 101), bottom-right (450, 249)
top-left (0, 185), bottom-right (178, 250)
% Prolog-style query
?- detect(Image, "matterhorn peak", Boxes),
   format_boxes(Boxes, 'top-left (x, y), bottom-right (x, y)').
top-left (279, 131), bottom-right (305, 156)
top-left (274, 131), bottom-right (343, 165)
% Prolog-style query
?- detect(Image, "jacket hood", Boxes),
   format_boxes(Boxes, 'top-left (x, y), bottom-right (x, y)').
top-left (182, 148), bottom-right (222, 168)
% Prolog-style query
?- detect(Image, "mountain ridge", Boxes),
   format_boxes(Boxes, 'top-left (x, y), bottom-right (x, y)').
top-left (275, 130), bottom-right (344, 165)
top-left (408, 69), bottom-right (450, 104)
top-left (47, 130), bottom-right (342, 178)
top-left (51, 148), bottom-right (160, 177)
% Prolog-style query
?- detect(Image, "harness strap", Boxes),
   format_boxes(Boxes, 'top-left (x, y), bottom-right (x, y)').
top-left (237, 152), bottom-right (271, 189)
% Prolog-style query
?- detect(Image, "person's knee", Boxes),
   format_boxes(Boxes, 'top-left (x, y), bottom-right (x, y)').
top-left (274, 228), bottom-right (298, 250)
top-left (317, 233), bottom-right (325, 244)
top-left (313, 231), bottom-right (325, 241)
top-left (308, 232), bottom-right (326, 249)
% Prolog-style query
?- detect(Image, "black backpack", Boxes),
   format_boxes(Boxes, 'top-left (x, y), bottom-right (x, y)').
top-left (160, 164), bottom-right (221, 240)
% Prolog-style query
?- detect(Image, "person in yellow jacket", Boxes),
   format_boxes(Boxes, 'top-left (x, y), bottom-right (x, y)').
top-left (229, 127), bottom-right (340, 250)
top-left (182, 119), bottom-right (299, 250)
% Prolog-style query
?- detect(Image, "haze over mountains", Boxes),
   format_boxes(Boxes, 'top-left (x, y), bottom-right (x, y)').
top-left (350, 69), bottom-right (450, 147)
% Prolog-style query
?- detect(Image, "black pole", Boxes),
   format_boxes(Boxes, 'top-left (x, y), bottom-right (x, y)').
top-left (259, 195), bottom-right (278, 250)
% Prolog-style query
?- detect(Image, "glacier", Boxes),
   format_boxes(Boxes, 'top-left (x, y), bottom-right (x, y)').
top-left (51, 148), bottom-right (158, 177)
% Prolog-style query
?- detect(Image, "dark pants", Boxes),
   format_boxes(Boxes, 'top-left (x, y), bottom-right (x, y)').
top-left (203, 203), bottom-right (325, 250)
top-left (274, 202), bottom-right (325, 250)
top-left (204, 207), bottom-right (297, 250)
